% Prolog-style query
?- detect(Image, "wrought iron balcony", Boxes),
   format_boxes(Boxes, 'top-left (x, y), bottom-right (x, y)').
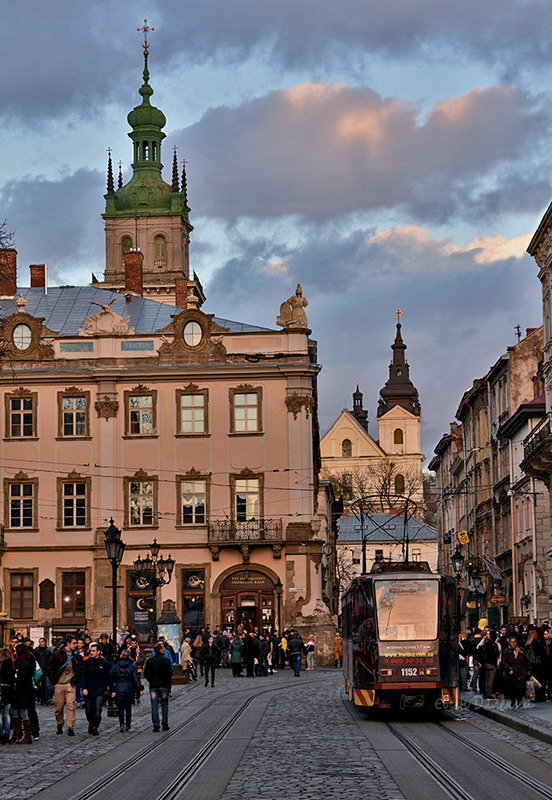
top-left (208, 518), bottom-right (283, 544)
top-left (523, 413), bottom-right (551, 462)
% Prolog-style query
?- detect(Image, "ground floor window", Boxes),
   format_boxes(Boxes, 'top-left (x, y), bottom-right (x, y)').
top-left (11, 573), bottom-right (34, 619)
top-left (62, 571), bottom-right (85, 616)
top-left (182, 570), bottom-right (205, 634)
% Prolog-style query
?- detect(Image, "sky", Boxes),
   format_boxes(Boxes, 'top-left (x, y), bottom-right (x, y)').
top-left (2, 1), bottom-right (551, 461)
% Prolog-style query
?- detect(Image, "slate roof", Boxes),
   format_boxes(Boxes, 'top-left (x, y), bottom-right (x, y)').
top-left (337, 513), bottom-right (438, 543)
top-left (0, 287), bottom-right (273, 337)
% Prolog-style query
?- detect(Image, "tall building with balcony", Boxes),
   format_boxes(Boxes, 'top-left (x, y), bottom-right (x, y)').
top-left (0, 45), bottom-right (334, 658)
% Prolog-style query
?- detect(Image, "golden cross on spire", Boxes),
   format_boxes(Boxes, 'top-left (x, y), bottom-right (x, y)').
top-left (137, 19), bottom-right (155, 55)
top-left (395, 308), bottom-right (403, 322)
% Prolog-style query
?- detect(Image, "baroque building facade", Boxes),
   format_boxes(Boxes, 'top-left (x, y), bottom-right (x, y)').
top-left (0, 47), bottom-right (335, 658)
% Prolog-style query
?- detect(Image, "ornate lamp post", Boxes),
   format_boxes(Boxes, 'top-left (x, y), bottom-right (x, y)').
top-left (275, 578), bottom-right (283, 636)
top-left (104, 519), bottom-right (126, 648)
top-left (451, 546), bottom-right (465, 624)
top-left (134, 539), bottom-right (175, 640)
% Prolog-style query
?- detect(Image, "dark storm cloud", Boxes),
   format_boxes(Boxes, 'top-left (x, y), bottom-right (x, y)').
top-left (3, 1), bottom-right (551, 121)
top-left (0, 169), bottom-right (104, 285)
top-left (178, 83), bottom-right (547, 223)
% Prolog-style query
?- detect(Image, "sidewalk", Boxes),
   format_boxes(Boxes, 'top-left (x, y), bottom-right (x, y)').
top-left (460, 690), bottom-right (552, 745)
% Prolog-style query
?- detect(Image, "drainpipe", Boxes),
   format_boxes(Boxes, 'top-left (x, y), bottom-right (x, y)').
top-left (530, 477), bottom-right (538, 624)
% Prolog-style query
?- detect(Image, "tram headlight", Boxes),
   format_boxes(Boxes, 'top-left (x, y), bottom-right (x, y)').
top-left (425, 668), bottom-right (438, 676)
top-left (380, 669), bottom-right (393, 676)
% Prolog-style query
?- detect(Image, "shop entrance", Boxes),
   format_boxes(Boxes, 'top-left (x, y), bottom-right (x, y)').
top-left (220, 570), bottom-right (275, 633)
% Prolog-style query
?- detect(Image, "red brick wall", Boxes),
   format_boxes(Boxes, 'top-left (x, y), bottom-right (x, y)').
top-left (0, 248), bottom-right (17, 297)
top-left (124, 250), bottom-right (143, 296)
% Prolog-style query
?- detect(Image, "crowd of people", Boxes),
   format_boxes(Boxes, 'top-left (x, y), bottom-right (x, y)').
top-left (178, 625), bottom-right (319, 683)
top-left (0, 623), bottom-right (326, 744)
top-left (458, 619), bottom-right (552, 707)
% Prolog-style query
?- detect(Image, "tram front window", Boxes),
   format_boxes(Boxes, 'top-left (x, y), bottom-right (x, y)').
top-left (375, 579), bottom-right (438, 641)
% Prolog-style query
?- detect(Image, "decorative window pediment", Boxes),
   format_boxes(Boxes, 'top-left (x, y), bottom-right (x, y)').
top-left (157, 309), bottom-right (229, 364)
top-left (0, 310), bottom-right (57, 360)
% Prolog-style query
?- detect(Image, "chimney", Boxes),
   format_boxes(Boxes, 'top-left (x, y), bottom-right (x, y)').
top-left (0, 248), bottom-right (17, 298)
top-left (175, 277), bottom-right (187, 309)
top-left (30, 264), bottom-right (47, 293)
top-left (124, 249), bottom-right (143, 296)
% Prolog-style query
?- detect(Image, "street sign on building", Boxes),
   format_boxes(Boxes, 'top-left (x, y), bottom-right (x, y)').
top-left (457, 530), bottom-right (469, 545)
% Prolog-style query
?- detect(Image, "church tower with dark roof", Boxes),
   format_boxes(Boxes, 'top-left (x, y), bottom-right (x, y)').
top-left (376, 316), bottom-right (422, 467)
top-left (377, 321), bottom-right (421, 418)
top-left (93, 25), bottom-right (202, 307)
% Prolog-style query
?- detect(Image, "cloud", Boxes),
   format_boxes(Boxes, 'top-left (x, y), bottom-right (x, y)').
top-left (3, 2), bottom-right (551, 122)
top-left (0, 169), bottom-right (105, 285)
top-left (178, 82), bottom-right (547, 223)
top-left (203, 221), bottom-right (542, 458)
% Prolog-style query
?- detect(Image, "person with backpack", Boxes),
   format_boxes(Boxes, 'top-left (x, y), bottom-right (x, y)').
top-left (46, 636), bottom-right (83, 736)
top-left (111, 649), bottom-right (143, 732)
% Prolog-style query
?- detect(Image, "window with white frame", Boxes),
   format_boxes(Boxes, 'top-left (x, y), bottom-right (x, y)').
top-left (129, 479), bottom-right (154, 526)
top-left (180, 479), bottom-right (207, 524)
top-left (234, 477), bottom-right (261, 521)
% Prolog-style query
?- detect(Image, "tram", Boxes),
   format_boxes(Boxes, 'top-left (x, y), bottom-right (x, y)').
top-left (342, 561), bottom-right (459, 711)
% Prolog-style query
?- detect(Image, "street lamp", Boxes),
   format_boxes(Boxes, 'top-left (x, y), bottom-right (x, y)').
top-left (450, 547), bottom-right (465, 626)
top-left (451, 547), bottom-right (465, 578)
top-left (275, 578), bottom-right (283, 636)
top-left (134, 539), bottom-right (175, 640)
top-left (104, 519), bottom-right (125, 648)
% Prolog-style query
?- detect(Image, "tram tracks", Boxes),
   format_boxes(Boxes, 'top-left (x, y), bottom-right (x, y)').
top-left (384, 719), bottom-right (552, 800)
top-left (71, 678), bottom-right (326, 800)
top-left (342, 690), bottom-right (552, 800)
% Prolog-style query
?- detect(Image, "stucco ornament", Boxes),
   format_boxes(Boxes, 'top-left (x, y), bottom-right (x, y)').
top-left (80, 298), bottom-right (135, 336)
top-left (285, 392), bottom-right (315, 420)
top-left (276, 284), bottom-right (309, 329)
top-left (95, 394), bottom-right (119, 420)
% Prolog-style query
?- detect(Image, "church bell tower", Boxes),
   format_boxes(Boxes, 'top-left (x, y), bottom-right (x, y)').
top-left (94, 21), bottom-right (202, 306)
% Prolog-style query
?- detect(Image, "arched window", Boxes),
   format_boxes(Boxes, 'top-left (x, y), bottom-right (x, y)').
top-left (394, 474), bottom-right (405, 495)
top-left (394, 428), bottom-right (404, 445)
top-left (154, 235), bottom-right (167, 267)
top-left (341, 438), bottom-right (352, 457)
top-left (121, 236), bottom-right (133, 265)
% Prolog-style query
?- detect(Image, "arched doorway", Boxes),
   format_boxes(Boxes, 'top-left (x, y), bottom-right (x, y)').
top-left (220, 570), bottom-right (275, 632)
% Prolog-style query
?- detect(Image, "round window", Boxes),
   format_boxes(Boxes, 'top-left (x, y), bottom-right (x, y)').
top-left (183, 320), bottom-right (202, 347)
top-left (13, 324), bottom-right (32, 350)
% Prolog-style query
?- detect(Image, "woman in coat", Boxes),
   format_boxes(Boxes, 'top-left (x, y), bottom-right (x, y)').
top-left (229, 634), bottom-right (244, 677)
top-left (501, 635), bottom-right (531, 708)
top-left (0, 648), bottom-right (15, 744)
top-left (180, 638), bottom-right (196, 681)
top-left (11, 644), bottom-right (36, 744)
top-left (526, 628), bottom-right (547, 702)
top-left (111, 649), bottom-right (143, 732)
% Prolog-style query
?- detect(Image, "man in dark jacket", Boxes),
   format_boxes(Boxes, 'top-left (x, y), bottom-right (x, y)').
top-left (199, 637), bottom-right (221, 687)
top-left (34, 638), bottom-right (53, 705)
top-left (143, 642), bottom-right (172, 731)
top-left (47, 637), bottom-right (83, 735)
top-left (287, 631), bottom-right (306, 677)
top-left (81, 643), bottom-right (111, 735)
top-left (98, 633), bottom-right (115, 666)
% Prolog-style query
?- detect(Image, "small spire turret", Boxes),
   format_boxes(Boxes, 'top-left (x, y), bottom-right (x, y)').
top-left (172, 147), bottom-right (180, 193)
top-left (181, 159), bottom-right (188, 204)
top-left (352, 383), bottom-right (368, 432)
top-left (106, 148), bottom-right (114, 195)
top-left (117, 161), bottom-right (123, 189)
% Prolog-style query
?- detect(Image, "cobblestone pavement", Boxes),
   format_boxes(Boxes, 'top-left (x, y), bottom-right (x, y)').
top-left (0, 682), bottom-right (198, 800)
top-left (220, 671), bottom-right (404, 800)
top-left (451, 704), bottom-right (552, 765)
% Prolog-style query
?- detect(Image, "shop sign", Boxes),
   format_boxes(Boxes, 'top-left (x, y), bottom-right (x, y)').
top-left (457, 530), bottom-right (469, 545)
top-left (491, 594), bottom-right (506, 604)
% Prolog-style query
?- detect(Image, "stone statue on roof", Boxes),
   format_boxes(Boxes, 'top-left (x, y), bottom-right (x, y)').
top-left (277, 284), bottom-right (309, 329)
